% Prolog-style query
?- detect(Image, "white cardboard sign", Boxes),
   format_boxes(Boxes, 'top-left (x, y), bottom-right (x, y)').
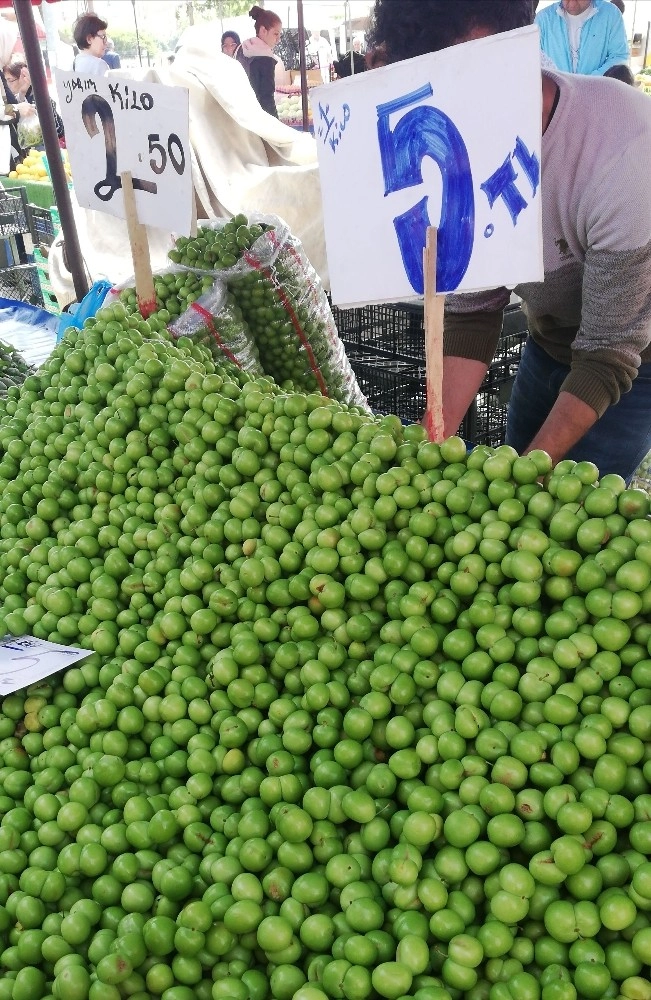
top-left (0, 636), bottom-right (90, 694)
top-left (55, 71), bottom-right (192, 236)
top-left (312, 26), bottom-right (543, 307)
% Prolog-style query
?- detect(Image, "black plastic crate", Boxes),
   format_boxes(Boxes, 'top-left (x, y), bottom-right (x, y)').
top-left (344, 326), bottom-right (528, 446)
top-left (0, 264), bottom-right (44, 307)
top-left (28, 204), bottom-right (56, 248)
top-left (333, 300), bottom-right (527, 365)
top-left (0, 188), bottom-right (30, 237)
top-left (343, 342), bottom-right (427, 423)
top-left (333, 301), bottom-right (425, 359)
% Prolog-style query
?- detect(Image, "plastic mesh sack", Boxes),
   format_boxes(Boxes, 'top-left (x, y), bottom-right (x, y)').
top-left (632, 451), bottom-right (651, 494)
top-left (168, 282), bottom-right (264, 376)
top-left (168, 214), bottom-right (370, 411)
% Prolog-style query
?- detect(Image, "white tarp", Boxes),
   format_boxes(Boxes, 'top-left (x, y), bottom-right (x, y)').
top-left (49, 21), bottom-right (326, 308)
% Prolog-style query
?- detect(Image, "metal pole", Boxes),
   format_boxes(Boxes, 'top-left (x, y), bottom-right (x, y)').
top-left (644, 21), bottom-right (650, 68)
top-left (13, 0), bottom-right (89, 302)
top-left (132, 0), bottom-right (143, 66)
top-left (297, 0), bottom-right (309, 132)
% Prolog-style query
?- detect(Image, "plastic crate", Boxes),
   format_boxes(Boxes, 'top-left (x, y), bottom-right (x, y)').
top-left (28, 204), bottom-right (56, 248)
top-left (343, 321), bottom-right (528, 445)
top-left (0, 264), bottom-right (44, 307)
top-left (0, 188), bottom-right (30, 237)
top-left (342, 342), bottom-right (427, 423)
top-left (31, 247), bottom-right (60, 315)
top-left (333, 301), bottom-right (425, 359)
top-left (333, 300), bottom-right (528, 364)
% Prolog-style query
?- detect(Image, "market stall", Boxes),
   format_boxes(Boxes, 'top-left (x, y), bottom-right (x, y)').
top-left (0, 13), bottom-right (649, 1000)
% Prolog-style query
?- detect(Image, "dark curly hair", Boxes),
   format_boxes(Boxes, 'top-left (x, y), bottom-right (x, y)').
top-left (369, 1), bottom-right (534, 64)
top-left (73, 13), bottom-right (108, 52)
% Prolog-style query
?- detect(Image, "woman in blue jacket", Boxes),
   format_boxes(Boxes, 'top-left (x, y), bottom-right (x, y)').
top-left (535, 0), bottom-right (629, 75)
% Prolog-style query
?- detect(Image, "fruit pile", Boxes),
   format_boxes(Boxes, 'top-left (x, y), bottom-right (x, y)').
top-left (0, 337), bottom-right (32, 396)
top-left (168, 219), bottom-right (269, 272)
top-left (168, 282), bottom-right (264, 376)
top-left (0, 305), bottom-right (650, 1000)
top-left (168, 216), bottom-right (368, 409)
top-left (8, 148), bottom-right (72, 184)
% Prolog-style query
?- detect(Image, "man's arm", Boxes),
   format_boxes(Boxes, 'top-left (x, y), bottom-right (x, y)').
top-left (442, 356), bottom-right (489, 438)
top-left (523, 391), bottom-right (598, 464)
top-left (441, 294), bottom-right (509, 437)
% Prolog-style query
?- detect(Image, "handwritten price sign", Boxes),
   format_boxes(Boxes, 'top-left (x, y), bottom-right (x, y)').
top-left (312, 26), bottom-right (543, 307)
top-left (0, 636), bottom-right (90, 694)
top-left (55, 72), bottom-right (192, 236)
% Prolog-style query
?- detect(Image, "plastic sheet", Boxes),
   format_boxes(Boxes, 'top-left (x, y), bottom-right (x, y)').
top-left (169, 214), bottom-right (370, 411)
top-left (0, 297), bottom-right (58, 368)
top-left (168, 282), bottom-right (264, 376)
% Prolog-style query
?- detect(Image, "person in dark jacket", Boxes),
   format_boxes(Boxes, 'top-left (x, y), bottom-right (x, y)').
top-left (236, 6), bottom-right (284, 118)
top-left (4, 57), bottom-right (65, 140)
top-left (102, 39), bottom-right (121, 70)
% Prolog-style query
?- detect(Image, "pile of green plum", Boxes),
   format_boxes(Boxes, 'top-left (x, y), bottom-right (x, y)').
top-left (0, 306), bottom-right (649, 1000)
top-left (167, 216), bottom-right (368, 409)
top-left (117, 271), bottom-right (215, 330)
top-left (168, 218), bottom-right (269, 272)
top-left (0, 337), bottom-right (32, 397)
top-left (169, 286), bottom-right (264, 378)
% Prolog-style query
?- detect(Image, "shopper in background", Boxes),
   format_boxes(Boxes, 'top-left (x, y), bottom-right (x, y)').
top-left (4, 57), bottom-right (65, 141)
top-left (333, 36), bottom-right (366, 78)
top-left (307, 28), bottom-right (333, 84)
top-left (236, 7), bottom-right (284, 118)
top-left (610, 0), bottom-right (625, 14)
top-left (535, 0), bottom-right (629, 75)
top-left (0, 16), bottom-right (25, 168)
top-left (102, 38), bottom-right (121, 70)
top-left (72, 14), bottom-right (109, 78)
top-left (221, 31), bottom-right (241, 58)
top-left (369, 0), bottom-right (651, 481)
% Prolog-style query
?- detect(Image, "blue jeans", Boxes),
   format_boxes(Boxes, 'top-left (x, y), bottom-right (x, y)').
top-left (506, 338), bottom-right (651, 482)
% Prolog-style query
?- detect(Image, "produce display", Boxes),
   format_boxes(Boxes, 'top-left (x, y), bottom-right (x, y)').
top-left (0, 298), bottom-right (649, 1000)
top-left (168, 215), bottom-right (369, 410)
top-left (169, 283), bottom-right (264, 376)
top-left (115, 269), bottom-right (215, 325)
top-left (0, 336), bottom-right (33, 396)
top-left (636, 69), bottom-right (651, 95)
top-left (8, 148), bottom-right (73, 184)
top-left (275, 86), bottom-right (313, 128)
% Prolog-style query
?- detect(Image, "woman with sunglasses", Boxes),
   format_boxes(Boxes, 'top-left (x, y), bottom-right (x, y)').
top-left (72, 14), bottom-right (109, 78)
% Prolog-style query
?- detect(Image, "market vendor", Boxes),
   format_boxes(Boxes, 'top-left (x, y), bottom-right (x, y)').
top-left (369, 0), bottom-right (651, 482)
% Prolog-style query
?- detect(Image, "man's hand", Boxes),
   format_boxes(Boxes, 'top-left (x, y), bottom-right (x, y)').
top-left (524, 391), bottom-right (598, 465)
top-left (15, 102), bottom-right (35, 121)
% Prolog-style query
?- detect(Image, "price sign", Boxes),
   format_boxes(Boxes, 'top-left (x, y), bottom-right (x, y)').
top-left (55, 71), bottom-right (192, 236)
top-left (312, 26), bottom-right (543, 307)
top-left (0, 636), bottom-right (90, 695)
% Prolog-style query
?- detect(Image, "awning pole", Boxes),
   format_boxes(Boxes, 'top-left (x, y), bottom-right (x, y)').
top-left (297, 0), bottom-right (309, 132)
top-left (13, 0), bottom-right (89, 302)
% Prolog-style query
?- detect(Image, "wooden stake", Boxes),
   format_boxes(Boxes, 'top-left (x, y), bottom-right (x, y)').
top-left (121, 170), bottom-right (156, 319)
top-left (423, 227), bottom-right (446, 442)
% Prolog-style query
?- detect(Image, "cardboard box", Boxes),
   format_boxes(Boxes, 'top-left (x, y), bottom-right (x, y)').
top-left (290, 69), bottom-right (323, 87)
